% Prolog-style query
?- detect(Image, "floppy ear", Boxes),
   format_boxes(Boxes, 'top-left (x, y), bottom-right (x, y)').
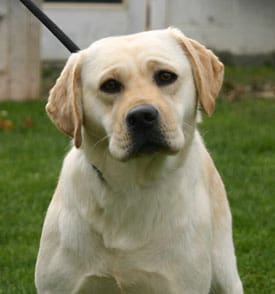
top-left (170, 28), bottom-right (224, 116)
top-left (46, 53), bottom-right (83, 148)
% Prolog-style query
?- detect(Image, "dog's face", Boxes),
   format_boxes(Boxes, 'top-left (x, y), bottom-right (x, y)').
top-left (46, 29), bottom-right (224, 161)
top-left (80, 30), bottom-right (196, 161)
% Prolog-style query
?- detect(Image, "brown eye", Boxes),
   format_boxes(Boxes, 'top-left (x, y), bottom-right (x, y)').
top-left (100, 79), bottom-right (123, 94)
top-left (154, 70), bottom-right (178, 86)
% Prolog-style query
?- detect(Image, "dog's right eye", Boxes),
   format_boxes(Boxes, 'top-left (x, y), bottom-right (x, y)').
top-left (100, 79), bottom-right (123, 94)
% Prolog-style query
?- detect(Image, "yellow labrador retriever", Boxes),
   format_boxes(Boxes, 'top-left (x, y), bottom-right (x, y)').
top-left (35, 28), bottom-right (243, 293)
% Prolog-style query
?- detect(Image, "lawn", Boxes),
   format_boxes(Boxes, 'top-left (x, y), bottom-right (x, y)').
top-left (0, 67), bottom-right (275, 293)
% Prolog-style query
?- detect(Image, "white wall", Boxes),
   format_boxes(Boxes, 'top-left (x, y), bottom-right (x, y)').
top-left (42, 1), bottom-right (146, 60)
top-left (0, 0), bottom-right (40, 100)
top-left (151, 0), bottom-right (275, 55)
top-left (41, 0), bottom-right (275, 60)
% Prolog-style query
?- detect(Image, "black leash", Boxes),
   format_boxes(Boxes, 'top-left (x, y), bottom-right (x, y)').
top-left (19, 0), bottom-right (80, 53)
top-left (19, 0), bottom-right (107, 182)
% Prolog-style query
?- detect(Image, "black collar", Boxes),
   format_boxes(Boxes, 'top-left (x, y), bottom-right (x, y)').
top-left (91, 164), bottom-right (105, 183)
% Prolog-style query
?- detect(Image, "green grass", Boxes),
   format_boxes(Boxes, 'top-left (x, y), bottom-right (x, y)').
top-left (0, 101), bottom-right (69, 293)
top-left (0, 97), bottom-right (274, 293)
top-left (201, 98), bottom-right (275, 293)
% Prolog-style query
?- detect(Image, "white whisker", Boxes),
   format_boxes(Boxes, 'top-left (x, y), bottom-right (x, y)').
top-left (182, 121), bottom-right (195, 130)
top-left (91, 134), bottom-right (110, 150)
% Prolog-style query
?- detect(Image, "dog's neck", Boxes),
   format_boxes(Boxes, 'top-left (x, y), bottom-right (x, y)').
top-left (80, 128), bottom-right (196, 191)
top-left (76, 129), bottom-right (201, 250)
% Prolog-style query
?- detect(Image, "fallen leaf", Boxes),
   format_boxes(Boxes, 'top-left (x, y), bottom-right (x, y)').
top-left (23, 117), bottom-right (34, 128)
top-left (0, 119), bottom-right (14, 130)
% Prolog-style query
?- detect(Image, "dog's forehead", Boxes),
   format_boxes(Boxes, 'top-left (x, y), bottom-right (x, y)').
top-left (93, 30), bottom-right (173, 48)
top-left (83, 29), bottom-right (185, 68)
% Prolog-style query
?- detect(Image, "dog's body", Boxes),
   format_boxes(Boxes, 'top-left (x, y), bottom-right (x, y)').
top-left (35, 29), bottom-right (243, 293)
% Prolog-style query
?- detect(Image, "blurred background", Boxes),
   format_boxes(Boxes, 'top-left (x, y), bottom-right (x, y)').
top-left (0, 0), bottom-right (274, 293)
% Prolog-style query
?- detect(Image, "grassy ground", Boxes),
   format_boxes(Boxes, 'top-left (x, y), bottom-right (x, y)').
top-left (0, 101), bottom-right (69, 293)
top-left (0, 67), bottom-right (275, 293)
top-left (201, 99), bottom-right (275, 293)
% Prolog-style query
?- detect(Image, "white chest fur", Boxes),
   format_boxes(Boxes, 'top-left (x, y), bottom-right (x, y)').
top-left (55, 135), bottom-right (212, 293)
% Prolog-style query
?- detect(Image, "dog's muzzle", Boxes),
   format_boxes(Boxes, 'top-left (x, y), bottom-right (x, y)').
top-left (125, 104), bottom-right (169, 156)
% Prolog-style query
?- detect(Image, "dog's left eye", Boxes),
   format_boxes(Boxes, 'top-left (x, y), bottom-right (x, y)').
top-left (100, 79), bottom-right (123, 94)
top-left (154, 70), bottom-right (178, 86)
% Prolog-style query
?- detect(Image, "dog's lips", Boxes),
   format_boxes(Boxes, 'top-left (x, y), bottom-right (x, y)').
top-left (127, 129), bottom-right (168, 156)
top-left (133, 141), bottom-right (167, 155)
top-left (138, 143), bottom-right (163, 154)
top-left (123, 138), bottom-right (180, 160)
top-left (109, 124), bottom-right (185, 162)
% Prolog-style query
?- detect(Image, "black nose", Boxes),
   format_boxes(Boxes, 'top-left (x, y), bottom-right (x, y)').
top-left (126, 104), bottom-right (159, 129)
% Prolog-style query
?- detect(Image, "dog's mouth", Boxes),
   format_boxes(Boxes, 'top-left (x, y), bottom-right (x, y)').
top-left (108, 131), bottom-right (177, 162)
top-left (137, 142), bottom-right (165, 154)
top-left (128, 130), bottom-right (170, 157)
top-left (109, 129), bottom-right (182, 161)
top-left (109, 104), bottom-right (185, 161)
top-left (124, 104), bottom-right (172, 159)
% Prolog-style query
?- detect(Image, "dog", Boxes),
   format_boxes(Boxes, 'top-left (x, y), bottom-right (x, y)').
top-left (35, 28), bottom-right (243, 293)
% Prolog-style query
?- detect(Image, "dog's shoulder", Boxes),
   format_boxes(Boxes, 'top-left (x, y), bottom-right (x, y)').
top-left (200, 144), bottom-right (231, 226)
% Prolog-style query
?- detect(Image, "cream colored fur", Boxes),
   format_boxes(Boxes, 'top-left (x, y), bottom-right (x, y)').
top-left (35, 28), bottom-right (243, 293)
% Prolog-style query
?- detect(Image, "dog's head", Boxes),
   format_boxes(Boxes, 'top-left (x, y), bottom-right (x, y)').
top-left (46, 28), bottom-right (223, 161)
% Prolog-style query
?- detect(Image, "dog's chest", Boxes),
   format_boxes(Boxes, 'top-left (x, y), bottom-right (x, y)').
top-left (67, 148), bottom-right (212, 292)
top-left (79, 187), bottom-right (212, 293)
top-left (78, 232), bottom-right (186, 293)
top-left (77, 222), bottom-right (212, 294)
top-left (77, 269), bottom-right (175, 294)
top-left (89, 175), bottom-right (190, 250)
